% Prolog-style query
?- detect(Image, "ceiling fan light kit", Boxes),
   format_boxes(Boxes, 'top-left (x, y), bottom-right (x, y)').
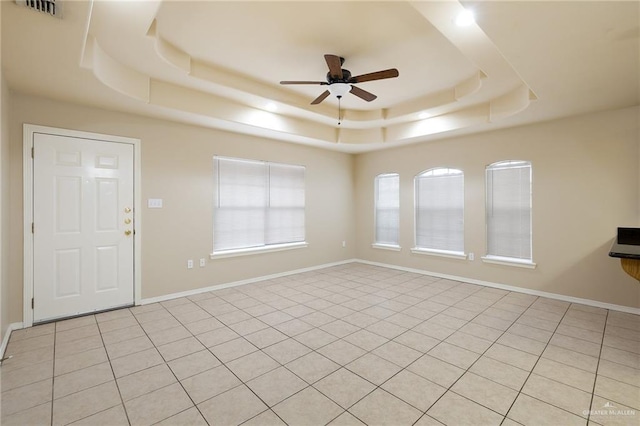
top-left (328, 83), bottom-right (351, 99)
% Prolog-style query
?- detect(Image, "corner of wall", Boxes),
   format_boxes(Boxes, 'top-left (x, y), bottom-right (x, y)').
top-left (0, 0), bottom-right (10, 349)
top-left (0, 0), bottom-right (14, 348)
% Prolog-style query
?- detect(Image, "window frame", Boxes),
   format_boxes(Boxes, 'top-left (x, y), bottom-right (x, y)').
top-left (412, 167), bottom-right (467, 259)
top-left (211, 156), bottom-right (307, 259)
top-left (372, 172), bottom-right (401, 251)
top-left (482, 160), bottom-right (536, 268)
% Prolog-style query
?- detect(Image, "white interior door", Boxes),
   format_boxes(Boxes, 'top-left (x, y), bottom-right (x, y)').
top-left (33, 133), bottom-right (135, 322)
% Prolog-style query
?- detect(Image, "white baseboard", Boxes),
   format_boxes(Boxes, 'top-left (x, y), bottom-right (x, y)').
top-left (13, 258), bottom-right (635, 334)
top-left (355, 259), bottom-right (640, 316)
top-left (137, 257), bottom-right (639, 316)
top-left (141, 259), bottom-right (357, 305)
top-left (1, 322), bottom-right (24, 361)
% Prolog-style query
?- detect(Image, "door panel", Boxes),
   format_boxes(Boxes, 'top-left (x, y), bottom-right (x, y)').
top-left (55, 249), bottom-right (81, 297)
top-left (33, 133), bottom-right (134, 322)
top-left (96, 178), bottom-right (119, 230)
top-left (55, 176), bottom-right (82, 232)
top-left (96, 246), bottom-right (119, 291)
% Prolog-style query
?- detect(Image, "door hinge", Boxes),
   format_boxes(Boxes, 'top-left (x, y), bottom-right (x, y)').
top-left (31, 147), bottom-right (34, 159)
top-left (31, 298), bottom-right (34, 309)
top-left (32, 222), bottom-right (34, 234)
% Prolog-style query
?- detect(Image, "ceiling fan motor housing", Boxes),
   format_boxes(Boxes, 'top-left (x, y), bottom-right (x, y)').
top-left (327, 69), bottom-right (352, 84)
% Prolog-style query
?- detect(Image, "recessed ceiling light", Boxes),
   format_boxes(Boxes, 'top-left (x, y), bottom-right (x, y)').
top-left (455, 10), bottom-right (475, 27)
top-left (265, 102), bottom-right (278, 112)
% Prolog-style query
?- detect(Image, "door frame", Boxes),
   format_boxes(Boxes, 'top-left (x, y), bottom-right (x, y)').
top-left (23, 124), bottom-right (142, 327)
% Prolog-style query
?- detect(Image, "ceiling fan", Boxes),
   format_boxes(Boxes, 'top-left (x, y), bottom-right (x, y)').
top-left (280, 54), bottom-right (399, 105)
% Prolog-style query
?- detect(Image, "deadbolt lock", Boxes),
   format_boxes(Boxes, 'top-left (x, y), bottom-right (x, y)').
top-left (124, 207), bottom-right (132, 213)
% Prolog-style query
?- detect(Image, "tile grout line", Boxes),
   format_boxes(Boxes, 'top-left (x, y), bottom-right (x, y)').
top-left (123, 271), bottom-right (636, 424)
top-left (139, 302), bottom-right (222, 425)
top-left (194, 268), bottom-right (424, 424)
top-left (115, 310), bottom-right (203, 422)
top-left (6, 265), bottom-right (638, 426)
top-left (51, 316), bottom-right (131, 425)
top-left (500, 302), bottom-right (588, 424)
top-left (280, 269), bottom-right (434, 424)
top-left (403, 287), bottom-right (534, 425)
top-left (226, 272), bottom-right (549, 424)
top-left (223, 273), bottom-right (375, 426)
top-left (283, 280), bottom-right (520, 424)
top-left (225, 269), bottom-right (366, 425)
top-left (586, 309), bottom-right (610, 425)
top-left (163, 290), bottom-right (342, 425)
top-left (182, 269), bottom-right (626, 424)
top-left (94, 315), bottom-right (133, 426)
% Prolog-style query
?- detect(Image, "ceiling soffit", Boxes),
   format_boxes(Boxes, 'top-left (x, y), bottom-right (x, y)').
top-left (80, 0), bottom-right (536, 147)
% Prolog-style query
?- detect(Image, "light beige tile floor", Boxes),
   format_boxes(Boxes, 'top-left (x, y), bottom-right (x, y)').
top-left (1, 263), bottom-right (639, 425)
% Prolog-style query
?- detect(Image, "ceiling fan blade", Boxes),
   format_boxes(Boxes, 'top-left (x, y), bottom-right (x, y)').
top-left (324, 54), bottom-right (343, 80)
top-left (311, 90), bottom-right (331, 105)
top-left (349, 68), bottom-right (399, 84)
top-left (350, 85), bottom-right (377, 102)
top-left (280, 80), bottom-right (327, 85)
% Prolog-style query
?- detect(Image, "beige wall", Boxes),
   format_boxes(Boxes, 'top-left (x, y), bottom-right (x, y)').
top-left (7, 93), bottom-right (356, 323)
top-left (0, 79), bottom-right (8, 341)
top-left (355, 106), bottom-right (640, 309)
top-left (4, 91), bottom-right (639, 327)
top-left (0, 1), bottom-right (10, 343)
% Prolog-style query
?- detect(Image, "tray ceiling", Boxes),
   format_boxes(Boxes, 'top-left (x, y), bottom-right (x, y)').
top-left (2, 1), bottom-right (638, 153)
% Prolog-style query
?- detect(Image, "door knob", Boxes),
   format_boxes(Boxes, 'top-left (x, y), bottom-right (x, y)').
top-left (124, 207), bottom-right (131, 213)
top-left (124, 218), bottom-right (131, 224)
top-left (124, 230), bottom-right (132, 236)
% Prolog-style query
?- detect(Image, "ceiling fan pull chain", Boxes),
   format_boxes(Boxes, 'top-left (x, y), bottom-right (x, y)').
top-left (338, 96), bottom-right (342, 126)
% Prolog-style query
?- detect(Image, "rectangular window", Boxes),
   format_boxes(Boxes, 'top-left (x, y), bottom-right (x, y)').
top-left (414, 168), bottom-right (464, 254)
top-left (213, 156), bottom-right (305, 255)
top-left (374, 173), bottom-right (400, 247)
top-left (485, 160), bottom-right (532, 263)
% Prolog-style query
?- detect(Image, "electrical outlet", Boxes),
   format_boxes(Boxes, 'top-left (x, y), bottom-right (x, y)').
top-left (187, 259), bottom-right (193, 269)
top-left (199, 258), bottom-right (206, 267)
top-left (468, 253), bottom-right (475, 261)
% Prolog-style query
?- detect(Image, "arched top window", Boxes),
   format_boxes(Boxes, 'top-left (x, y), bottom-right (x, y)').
top-left (374, 173), bottom-right (400, 248)
top-left (485, 160), bottom-right (533, 263)
top-left (414, 167), bottom-right (464, 254)
top-left (417, 168), bottom-right (464, 178)
top-left (487, 160), bottom-right (530, 170)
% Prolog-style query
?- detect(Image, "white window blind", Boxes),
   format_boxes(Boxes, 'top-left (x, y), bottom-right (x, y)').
top-left (415, 168), bottom-right (464, 253)
top-left (486, 160), bottom-right (532, 260)
top-left (266, 162), bottom-right (305, 245)
top-left (213, 156), bottom-right (305, 252)
top-left (374, 173), bottom-right (400, 246)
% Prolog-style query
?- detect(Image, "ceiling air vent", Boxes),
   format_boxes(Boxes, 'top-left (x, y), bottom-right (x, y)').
top-left (16, 0), bottom-right (62, 18)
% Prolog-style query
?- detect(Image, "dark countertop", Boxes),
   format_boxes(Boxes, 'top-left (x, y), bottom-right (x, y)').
top-left (609, 238), bottom-right (640, 260)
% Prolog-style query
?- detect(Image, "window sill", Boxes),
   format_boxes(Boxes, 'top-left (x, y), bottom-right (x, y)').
top-left (211, 242), bottom-right (308, 259)
top-left (411, 248), bottom-right (467, 260)
top-left (372, 243), bottom-right (401, 252)
top-left (481, 256), bottom-right (537, 269)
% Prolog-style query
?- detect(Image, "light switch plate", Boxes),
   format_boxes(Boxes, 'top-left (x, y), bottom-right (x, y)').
top-left (148, 198), bottom-right (163, 208)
